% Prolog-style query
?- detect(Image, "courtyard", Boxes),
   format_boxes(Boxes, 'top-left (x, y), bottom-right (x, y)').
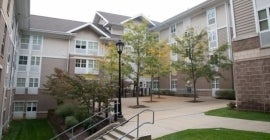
top-left (118, 95), bottom-right (270, 139)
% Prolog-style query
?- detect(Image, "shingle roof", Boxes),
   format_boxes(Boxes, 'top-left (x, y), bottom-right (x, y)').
top-left (30, 15), bottom-right (86, 32)
top-left (97, 11), bottom-right (130, 25)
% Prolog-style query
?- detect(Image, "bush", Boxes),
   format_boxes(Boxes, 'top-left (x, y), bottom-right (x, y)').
top-left (65, 116), bottom-right (79, 128)
top-left (74, 107), bottom-right (90, 122)
top-left (215, 90), bottom-right (235, 100)
top-left (55, 104), bottom-right (77, 118)
top-left (227, 101), bottom-right (236, 109)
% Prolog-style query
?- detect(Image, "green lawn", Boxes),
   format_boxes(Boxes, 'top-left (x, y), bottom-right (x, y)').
top-left (2, 119), bottom-right (55, 140)
top-left (205, 107), bottom-right (270, 122)
top-left (155, 128), bottom-right (270, 140)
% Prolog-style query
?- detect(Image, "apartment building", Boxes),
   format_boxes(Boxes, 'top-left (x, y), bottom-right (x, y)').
top-left (0, 0), bottom-right (30, 137)
top-left (153, 0), bottom-right (234, 96)
top-left (12, 11), bottom-right (159, 119)
top-left (231, 0), bottom-right (270, 112)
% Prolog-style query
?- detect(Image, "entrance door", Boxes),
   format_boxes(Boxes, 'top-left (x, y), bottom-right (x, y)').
top-left (26, 102), bottom-right (37, 119)
top-left (211, 78), bottom-right (220, 97)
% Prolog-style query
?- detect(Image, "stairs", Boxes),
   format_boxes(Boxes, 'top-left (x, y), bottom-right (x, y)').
top-left (99, 128), bottom-right (135, 140)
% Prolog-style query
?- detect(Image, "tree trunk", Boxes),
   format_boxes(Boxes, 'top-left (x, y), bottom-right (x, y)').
top-left (150, 74), bottom-right (153, 102)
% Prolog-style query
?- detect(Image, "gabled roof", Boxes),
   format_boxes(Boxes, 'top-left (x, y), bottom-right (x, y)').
top-left (121, 14), bottom-right (156, 26)
top-left (67, 23), bottom-right (110, 38)
top-left (30, 15), bottom-right (86, 32)
top-left (95, 11), bottom-right (130, 26)
top-left (30, 15), bottom-right (110, 38)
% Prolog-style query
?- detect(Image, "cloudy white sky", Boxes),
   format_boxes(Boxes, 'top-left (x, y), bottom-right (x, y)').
top-left (31, 0), bottom-right (207, 22)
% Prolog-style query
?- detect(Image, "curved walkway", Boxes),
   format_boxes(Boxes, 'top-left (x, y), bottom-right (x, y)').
top-left (118, 96), bottom-right (270, 139)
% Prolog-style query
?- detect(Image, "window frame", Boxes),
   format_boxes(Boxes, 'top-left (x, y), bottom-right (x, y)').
top-left (18, 56), bottom-right (28, 65)
top-left (75, 59), bottom-right (87, 68)
top-left (17, 78), bottom-right (26, 87)
top-left (207, 8), bottom-right (216, 25)
top-left (29, 78), bottom-right (39, 88)
top-left (258, 8), bottom-right (270, 32)
top-left (14, 102), bottom-right (25, 112)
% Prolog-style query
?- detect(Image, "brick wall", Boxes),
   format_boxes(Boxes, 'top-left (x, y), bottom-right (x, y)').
top-left (232, 36), bottom-right (260, 52)
top-left (234, 58), bottom-right (270, 112)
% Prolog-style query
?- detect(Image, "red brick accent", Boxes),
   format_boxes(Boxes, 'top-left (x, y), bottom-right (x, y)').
top-left (232, 36), bottom-right (260, 52)
top-left (235, 58), bottom-right (270, 112)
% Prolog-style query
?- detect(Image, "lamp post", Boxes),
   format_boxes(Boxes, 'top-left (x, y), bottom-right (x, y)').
top-left (116, 40), bottom-right (124, 118)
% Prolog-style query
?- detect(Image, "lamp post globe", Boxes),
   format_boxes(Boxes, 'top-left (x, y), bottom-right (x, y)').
top-left (116, 40), bottom-right (124, 118)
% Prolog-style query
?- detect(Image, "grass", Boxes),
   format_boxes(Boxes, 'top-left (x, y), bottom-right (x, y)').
top-left (2, 119), bottom-right (55, 140)
top-left (205, 107), bottom-right (270, 122)
top-left (155, 128), bottom-right (270, 140)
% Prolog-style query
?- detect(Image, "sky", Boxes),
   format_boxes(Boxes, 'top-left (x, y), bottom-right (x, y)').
top-left (31, 0), bottom-right (207, 22)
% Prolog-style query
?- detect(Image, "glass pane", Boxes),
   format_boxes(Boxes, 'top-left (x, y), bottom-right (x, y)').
top-left (27, 107), bottom-right (31, 111)
top-left (260, 20), bottom-right (269, 31)
top-left (258, 9), bottom-right (267, 20)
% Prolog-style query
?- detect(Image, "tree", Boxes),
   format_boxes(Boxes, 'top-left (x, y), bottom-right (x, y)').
top-left (144, 40), bottom-right (171, 101)
top-left (99, 42), bottom-right (132, 99)
top-left (172, 28), bottom-right (231, 102)
top-left (44, 68), bottom-right (111, 114)
top-left (123, 20), bottom-right (157, 106)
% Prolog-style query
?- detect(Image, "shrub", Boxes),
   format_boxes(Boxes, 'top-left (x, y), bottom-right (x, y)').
top-left (65, 116), bottom-right (79, 128)
top-left (215, 90), bottom-right (235, 100)
top-left (74, 107), bottom-right (90, 122)
top-left (55, 104), bottom-right (77, 118)
top-left (227, 101), bottom-right (236, 109)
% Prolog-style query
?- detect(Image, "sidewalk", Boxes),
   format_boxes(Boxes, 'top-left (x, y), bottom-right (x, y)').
top-left (117, 96), bottom-right (270, 139)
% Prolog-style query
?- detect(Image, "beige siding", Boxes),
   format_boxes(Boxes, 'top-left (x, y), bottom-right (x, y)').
top-left (111, 26), bottom-right (123, 35)
top-left (191, 12), bottom-right (207, 32)
top-left (43, 37), bottom-right (69, 58)
top-left (176, 22), bottom-right (184, 37)
top-left (40, 57), bottom-right (67, 89)
top-left (217, 4), bottom-right (227, 28)
top-left (159, 28), bottom-right (169, 41)
top-left (218, 27), bottom-right (228, 46)
top-left (233, 0), bottom-right (256, 37)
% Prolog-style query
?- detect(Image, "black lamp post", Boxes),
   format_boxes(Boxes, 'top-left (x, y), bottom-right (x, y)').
top-left (116, 40), bottom-right (124, 118)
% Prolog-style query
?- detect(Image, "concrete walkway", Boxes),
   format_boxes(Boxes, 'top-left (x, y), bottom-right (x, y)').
top-left (117, 96), bottom-right (270, 139)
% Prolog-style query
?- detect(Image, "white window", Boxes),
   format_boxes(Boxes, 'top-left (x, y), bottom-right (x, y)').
top-left (76, 40), bottom-right (99, 55)
top-left (19, 56), bottom-right (28, 65)
top-left (17, 78), bottom-right (26, 87)
top-left (31, 56), bottom-right (40, 66)
top-left (212, 78), bottom-right (220, 89)
top-left (26, 102), bottom-right (37, 112)
top-left (153, 80), bottom-right (159, 89)
top-left (88, 42), bottom-right (98, 55)
top-left (75, 59), bottom-right (86, 68)
top-left (76, 40), bottom-right (87, 49)
top-left (171, 79), bottom-right (177, 90)
top-left (29, 78), bottom-right (39, 88)
top-left (258, 8), bottom-right (270, 31)
top-left (207, 8), bottom-right (216, 25)
top-left (208, 30), bottom-right (218, 49)
top-left (170, 42), bottom-right (178, 61)
top-left (21, 35), bottom-right (30, 49)
top-left (14, 102), bottom-right (25, 112)
top-left (88, 60), bottom-right (98, 70)
top-left (170, 24), bottom-right (176, 34)
top-left (32, 35), bottom-right (42, 50)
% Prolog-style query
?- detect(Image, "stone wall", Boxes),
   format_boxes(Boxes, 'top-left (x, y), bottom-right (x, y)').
top-left (234, 58), bottom-right (270, 112)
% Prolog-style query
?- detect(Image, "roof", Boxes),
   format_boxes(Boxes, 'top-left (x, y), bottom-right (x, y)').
top-left (152, 0), bottom-right (227, 31)
top-left (95, 11), bottom-right (160, 27)
top-left (30, 15), bottom-right (86, 32)
top-left (96, 11), bottom-right (130, 26)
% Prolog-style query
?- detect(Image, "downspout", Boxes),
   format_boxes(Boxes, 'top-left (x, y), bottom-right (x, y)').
top-left (229, 0), bottom-right (238, 105)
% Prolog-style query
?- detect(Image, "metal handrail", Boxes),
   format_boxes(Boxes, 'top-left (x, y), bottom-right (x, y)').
top-left (96, 109), bottom-right (155, 140)
top-left (71, 112), bottom-right (116, 139)
top-left (50, 106), bottom-right (114, 140)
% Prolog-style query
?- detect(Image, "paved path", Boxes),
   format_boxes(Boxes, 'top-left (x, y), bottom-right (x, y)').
top-left (117, 96), bottom-right (270, 139)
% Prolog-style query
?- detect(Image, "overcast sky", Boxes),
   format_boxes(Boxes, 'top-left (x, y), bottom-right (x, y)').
top-left (31, 0), bottom-right (207, 22)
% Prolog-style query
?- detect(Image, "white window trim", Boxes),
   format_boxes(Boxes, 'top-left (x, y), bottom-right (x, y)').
top-left (208, 29), bottom-right (219, 50)
top-left (257, 7), bottom-right (270, 33)
top-left (207, 8), bottom-right (217, 26)
top-left (74, 39), bottom-right (99, 55)
top-left (171, 79), bottom-right (177, 90)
